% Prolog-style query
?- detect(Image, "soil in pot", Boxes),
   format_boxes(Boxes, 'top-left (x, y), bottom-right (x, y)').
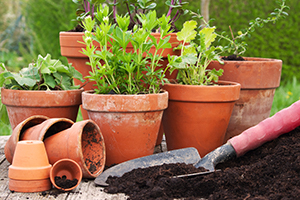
top-left (54, 175), bottom-right (78, 190)
top-left (105, 126), bottom-right (300, 200)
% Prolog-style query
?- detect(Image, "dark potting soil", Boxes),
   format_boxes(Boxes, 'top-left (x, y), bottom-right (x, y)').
top-left (222, 54), bottom-right (245, 61)
top-left (105, 127), bottom-right (300, 200)
top-left (55, 175), bottom-right (78, 189)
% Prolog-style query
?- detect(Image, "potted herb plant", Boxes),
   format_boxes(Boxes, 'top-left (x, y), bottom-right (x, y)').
top-left (59, 0), bottom-right (188, 119)
top-left (0, 54), bottom-right (84, 130)
top-left (162, 20), bottom-right (241, 157)
top-left (80, 6), bottom-right (171, 166)
top-left (206, 0), bottom-right (289, 142)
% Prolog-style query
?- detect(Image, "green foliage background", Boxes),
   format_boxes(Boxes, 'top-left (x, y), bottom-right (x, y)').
top-left (20, 0), bottom-right (77, 63)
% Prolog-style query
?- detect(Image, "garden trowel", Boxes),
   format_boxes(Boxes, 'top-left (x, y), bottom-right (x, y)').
top-left (95, 147), bottom-right (201, 186)
top-left (95, 100), bottom-right (300, 185)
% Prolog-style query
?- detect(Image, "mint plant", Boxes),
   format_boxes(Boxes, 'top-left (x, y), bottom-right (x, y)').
top-left (81, 5), bottom-right (172, 94)
top-left (0, 54), bottom-right (84, 90)
top-left (167, 20), bottom-right (223, 85)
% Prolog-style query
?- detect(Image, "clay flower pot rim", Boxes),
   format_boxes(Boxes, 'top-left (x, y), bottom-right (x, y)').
top-left (82, 90), bottom-right (169, 112)
top-left (59, 32), bottom-right (181, 57)
top-left (163, 80), bottom-right (241, 102)
top-left (1, 88), bottom-right (83, 107)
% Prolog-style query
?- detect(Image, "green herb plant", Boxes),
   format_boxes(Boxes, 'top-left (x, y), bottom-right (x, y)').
top-left (167, 20), bottom-right (223, 85)
top-left (81, 5), bottom-right (172, 94)
top-left (191, 0), bottom-right (289, 57)
top-left (0, 54), bottom-right (84, 90)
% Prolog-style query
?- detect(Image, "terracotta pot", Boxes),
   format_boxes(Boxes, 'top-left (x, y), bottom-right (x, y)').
top-left (82, 90), bottom-right (168, 166)
top-left (1, 88), bottom-right (83, 130)
top-left (60, 32), bottom-right (180, 120)
top-left (50, 159), bottom-right (82, 191)
top-left (44, 120), bottom-right (106, 178)
top-left (162, 81), bottom-right (241, 157)
top-left (4, 115), bottom-right (49, 164)
top-left (207, 57), bottom-right (282, 142)
top-left (8, 140), bottom-right (52, 192)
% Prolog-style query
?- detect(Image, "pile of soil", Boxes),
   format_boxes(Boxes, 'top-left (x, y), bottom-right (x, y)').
top-left (55, 175), bottom-right (78, 189)
top-left (105, 127), bottom-right (300, 199)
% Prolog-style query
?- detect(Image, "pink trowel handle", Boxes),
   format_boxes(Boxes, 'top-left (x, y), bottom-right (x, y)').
top-left (229, 100), bottom-right (300, 157)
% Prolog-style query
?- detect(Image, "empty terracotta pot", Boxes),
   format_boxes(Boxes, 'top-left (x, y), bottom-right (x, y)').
top-left (44, 120), bottom-right (106, 178)
top-left (8, 140), bottom-right (52, 192)
top-left (4, 115), bottom-right (49, 164)
top-left (50, 159), bottom-right (82, 191)
top-left (5, 117), bottom-right (74, 164)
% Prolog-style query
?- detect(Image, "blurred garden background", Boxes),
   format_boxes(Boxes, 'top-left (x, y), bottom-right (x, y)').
top-left (0, 0), bottom-right (299, 135)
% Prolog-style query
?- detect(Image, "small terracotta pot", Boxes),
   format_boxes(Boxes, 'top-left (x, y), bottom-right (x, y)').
top-left (162, 81), bottom-right (241, 157)
top-left (8, 140), bottom-right (52, 192)
top-left (82, 90), bottom-right (168, 166)
top-left (50, 159), bottom-right (82, 191)
top-left (4, 115), bottom-right (49, 164)
top-left (44, 120), bottom-right (105, 178)
top-left (208, 57), bottom-right (282, 142)
top-left (1, 88), bottom-right (83, 130)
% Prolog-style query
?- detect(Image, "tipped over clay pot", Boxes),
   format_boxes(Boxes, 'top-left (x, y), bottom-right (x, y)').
top-left (4, 115), bottom-right (49, 164)
top-left (50, 159), bottom-right (82, 191)
top-left (8, 140), bottom-right (52, 193)
top-left (44, 120), bottom-right (106, 178)
top-left (5, 117), bottom-right (74, 164)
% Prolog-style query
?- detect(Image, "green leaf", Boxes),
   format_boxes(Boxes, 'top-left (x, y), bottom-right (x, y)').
top-left (43, 74), bottom-right (56, 89)
top-left (176, 20), bottom-right (197, 43)
top-left (199, 27), bottom-right (217, 49)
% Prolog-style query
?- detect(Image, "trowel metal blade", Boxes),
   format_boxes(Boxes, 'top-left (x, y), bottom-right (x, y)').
top-left (94, 147), bottom-right (201, 186)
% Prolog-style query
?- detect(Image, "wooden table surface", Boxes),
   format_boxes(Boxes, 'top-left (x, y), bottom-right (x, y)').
top-left (0, 136), bottom-right (133, 200)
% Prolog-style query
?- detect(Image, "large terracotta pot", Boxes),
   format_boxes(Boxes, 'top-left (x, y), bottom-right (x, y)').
top-left (82, 90), bottom-right (168, 166)
top-left (44, 120), bottom-right (106, 178)
top-left (207, 57), bottom-right (282, 142)
top-left (1, 88), bottom-right (83, 130)
top-left (60, 32), bottom-right (180, 120)
top-left (162, 81), bottom-right (241, 157)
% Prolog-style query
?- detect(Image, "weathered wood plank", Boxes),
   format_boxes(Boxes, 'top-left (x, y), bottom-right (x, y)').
top-left (66, 180), bottom-right (128, 200)
top-left (0, 136), bottom-right (9, 155)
